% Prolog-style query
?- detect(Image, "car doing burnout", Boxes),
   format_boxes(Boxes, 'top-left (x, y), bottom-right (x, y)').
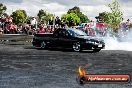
top-left (32, 28), bottom-right (105, 52)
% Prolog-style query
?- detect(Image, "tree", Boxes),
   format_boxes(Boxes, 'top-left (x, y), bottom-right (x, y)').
top-left (37, 9), bottom-right (54, 24)
top-left (108, 0), bottom-right (123, 29)
top-left (61, 13), bottom-right (80, 26)
top-left (78, 12), bottom-right (89, 23)
top-left (21, 10), bottom-right (27, 18)
top-left (11, 10), bottom-right (27, 25)
top-left (95, 12), bottom-right (112, 23)
top-left (68, 6), bottom-right (80, 14)
top-left (37, 9), bottom-right (46, 20)
top-left (45, 13), bottom-right (54, 24)
top-left (67, 6), bottom-right (90, 23)
top-left (96, 0), bottom-right (123, 29)
top-left (0, 3), bottom-right (7, 16)
top-left (2, 13), bottom-right (8, 17)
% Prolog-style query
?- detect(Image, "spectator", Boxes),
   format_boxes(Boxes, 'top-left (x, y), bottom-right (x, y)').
top-left (9, 22), bottom-right (15, 34)
top-left (0, 25), bottom-right (3, 34)
top-left (8, 16), bottom-right (13, 23)
top-left (48, 18), bottom-right (53, 25)
top-left (17, 25), bottom-right (23, 34)
top-left (22, 22), bottom-right (28, 34)
top-left (39, 24), bottom-right (45, 33)
top-left (55, 16), bottom-right (61, 26)
top-left (126, 19), bottom-right (131, 31)
top-left (27, 25), bottom-right (33, 35)
top-left (30, 17), bottom-right (37, 29)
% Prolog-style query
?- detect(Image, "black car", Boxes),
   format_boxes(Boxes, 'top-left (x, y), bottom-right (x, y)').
top-left (32, 28), bottom-right (105, 52)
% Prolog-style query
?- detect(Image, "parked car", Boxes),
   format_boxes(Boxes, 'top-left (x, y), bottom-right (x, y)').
top-left (32, 28), bottom-right (105, 52)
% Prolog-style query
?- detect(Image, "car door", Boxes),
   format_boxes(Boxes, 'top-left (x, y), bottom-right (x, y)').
top-left (58, 29), bottom-right (73, 48)
top-left (49, 30), bottom-right (59, 47)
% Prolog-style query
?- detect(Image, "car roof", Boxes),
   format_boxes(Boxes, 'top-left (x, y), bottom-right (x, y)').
top-left (57, 28), bottom-right (73, 31)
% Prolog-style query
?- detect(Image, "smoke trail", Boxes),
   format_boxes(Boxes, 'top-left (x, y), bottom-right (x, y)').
top-left (104, 29), bottom-right (132, 51)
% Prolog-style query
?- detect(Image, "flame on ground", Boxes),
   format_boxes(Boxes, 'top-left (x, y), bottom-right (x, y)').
top-left (78, 66), bottom-right (86, 76)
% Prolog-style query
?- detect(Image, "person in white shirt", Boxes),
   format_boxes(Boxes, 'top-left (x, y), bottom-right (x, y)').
top-left (30, 17), bottom-right (37, 29)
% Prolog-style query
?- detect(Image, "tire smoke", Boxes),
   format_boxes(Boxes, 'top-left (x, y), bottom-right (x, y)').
top-left (104, 29), bottom-right (132, 51)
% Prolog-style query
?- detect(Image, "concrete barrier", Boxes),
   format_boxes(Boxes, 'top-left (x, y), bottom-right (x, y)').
top-left (0, 34), bottom-right (33, 45)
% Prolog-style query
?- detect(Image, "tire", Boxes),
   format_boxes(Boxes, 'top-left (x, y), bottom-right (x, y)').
top-left (72, 42), bottom-right (81, 52)
top-left (40, 41), bottom-right (46, 49)
top-left (93, 49), bottom-right (101, 52)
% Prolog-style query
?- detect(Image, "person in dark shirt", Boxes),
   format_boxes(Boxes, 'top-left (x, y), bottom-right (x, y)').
top-left (55, 16), bottom-right (61, 26)
top-left (48, 19), bottom-right (53, 25)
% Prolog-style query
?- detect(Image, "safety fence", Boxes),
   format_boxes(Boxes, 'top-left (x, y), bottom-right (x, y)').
top-left (0, 34), bottom-right (33, 45)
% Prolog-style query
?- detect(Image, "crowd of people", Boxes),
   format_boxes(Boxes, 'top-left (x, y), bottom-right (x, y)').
top-left (0, 15), bottom-right (132, 37)
top-left (0, 14), bottom-right (78, 35)
top-left (77, 22), bottom-right (112, 37)
top-left (79, 19), bottom-right (132, 37)
top-left (117, 19), bottom-right (132, 37)
top-left (0, 16), bottom-right (64, 35)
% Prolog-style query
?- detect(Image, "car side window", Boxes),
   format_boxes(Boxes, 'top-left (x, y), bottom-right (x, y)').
top-left (58, 30), bottom-right (63, 37)
top-left (54, 33), bottom-right (58, 37)
top-left (54, 30), bottom-right (59, 37)
top-left (65, 32), bottom-right (69, 37)
top-left (58, 30), bottom-right (69, 38)
top-left (62, 30), bottom-right (66, 37)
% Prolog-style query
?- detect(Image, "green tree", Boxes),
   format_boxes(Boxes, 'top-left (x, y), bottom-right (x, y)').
top-left (61, 13), bottom-right (80, 26)
top-left (68, 6), bottom-right (80, 14)
top-left (26, 16), bottom-right (33, 24)
top-left (45, 13), bottom-right (54, 24)
top-left (21, 10), bottom-right (27, 18)
top-left (37, 9), bottom-right (54, 24)
top-left (0, 3), bottom-right (7, 16)
top-left (95, 12), bottom-right (112, 23)
top-left (11, 10), bottom-right (27, 25)
top-left (108, 0), bottom-right (123, 29)
top-left (2, 13), bottom-right (8, 17)
top-left (37, 9), bottom-right (46, 20)
top-left (96, 0), bottom-right (123, 29)
top-left (67, 6), bottom-right (90, 23)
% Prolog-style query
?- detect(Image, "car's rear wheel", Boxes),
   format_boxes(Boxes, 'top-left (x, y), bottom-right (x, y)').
top-left (73, 42), bottom-right (81, 52)
top-left (40, 41), bottom-right (46, 49)
top-left (93, 49), bottom-right (101, 52)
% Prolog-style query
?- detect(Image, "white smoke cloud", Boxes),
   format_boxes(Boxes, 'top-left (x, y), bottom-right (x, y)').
top-left (104, 29), bottom-right (132, 51)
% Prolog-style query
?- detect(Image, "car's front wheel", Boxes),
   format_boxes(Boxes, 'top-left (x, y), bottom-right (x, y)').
top-left (72, 42), bottom-right (81, 52)
top-left (40, 41), bottom-right (46, 49)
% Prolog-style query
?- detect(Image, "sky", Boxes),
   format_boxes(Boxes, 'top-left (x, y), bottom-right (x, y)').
top-left (0, 0), bottom-right (132, 21)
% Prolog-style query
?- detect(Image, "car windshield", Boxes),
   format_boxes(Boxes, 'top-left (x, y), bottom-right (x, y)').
top-left (68, 29), bottom-right (87, 37)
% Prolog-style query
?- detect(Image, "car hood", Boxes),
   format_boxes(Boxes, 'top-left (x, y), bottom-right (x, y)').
top-left (77, 36), bottom-right (104, 42)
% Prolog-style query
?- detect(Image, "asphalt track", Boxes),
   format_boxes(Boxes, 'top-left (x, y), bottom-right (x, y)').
top-left (0, 44), bottom-right (132, 88)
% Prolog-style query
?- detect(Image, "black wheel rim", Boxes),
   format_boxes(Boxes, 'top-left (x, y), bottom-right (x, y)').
top-left (73, 42), bottom-right (81, 51)
top-left (41, 41), bottom-right (46, 49)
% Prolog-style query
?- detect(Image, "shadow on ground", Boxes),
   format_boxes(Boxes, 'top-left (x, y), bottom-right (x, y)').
top-left (24, 46), bottom-right (95, 53)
